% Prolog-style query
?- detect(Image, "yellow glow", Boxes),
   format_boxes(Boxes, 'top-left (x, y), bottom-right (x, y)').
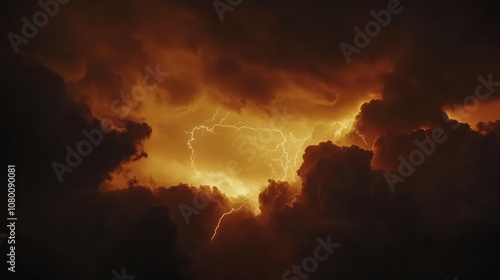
top-left (66, 53), bottom-right (390, 211)
top-left (100, 97), bottom-right (364, 211)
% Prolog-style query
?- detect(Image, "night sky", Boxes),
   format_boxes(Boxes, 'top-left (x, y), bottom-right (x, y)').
top-left (2, 0), bottom-right (500, 279)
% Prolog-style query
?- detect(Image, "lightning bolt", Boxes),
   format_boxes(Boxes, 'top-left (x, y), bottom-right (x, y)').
top-left (186, 109), bottom-right (229, 178)
top-left (210, 205), bottom-right (244, 242)
top-left (328, 117), bottom-right (366, 146)
top-left (186, 110), bottom-right (304, 181)
top-left (289, 132), bottom-right (309, 181)
top-left (331, 118), bottom-right (354, 140)
top-left (186, 111), bottom-right (358, 182)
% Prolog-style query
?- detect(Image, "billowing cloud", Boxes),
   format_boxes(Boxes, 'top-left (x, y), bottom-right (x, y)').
top-left (4, 0), bottom-right (500, 279)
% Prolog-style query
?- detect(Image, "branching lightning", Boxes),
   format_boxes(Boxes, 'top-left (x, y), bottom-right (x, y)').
top-left (185, 111), bottom-right (357, 242)
top-left (186, 109), bottom-right (229, 178)
top-left (186, 110), bottom-right (306, 181)
top-left (210, 205), bottom-right (244, 242)
top-left (330, 117), bottom-right (367, 146)
top-left (331, 118), bottom-right (354, 140)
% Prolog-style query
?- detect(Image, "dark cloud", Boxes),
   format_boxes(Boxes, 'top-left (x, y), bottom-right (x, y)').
top-left (1, 56), bottom-right (163, 279)
top-left (3, 56), bottom-right (500, 279)
top-left (4, 0), bottom-right (500, 279)
top-left (354, 0), bottom-right (500, 144)
top-left (250, 131), bottom-right (500, 279)
top-left (2, 0), bottom-right (404, 110)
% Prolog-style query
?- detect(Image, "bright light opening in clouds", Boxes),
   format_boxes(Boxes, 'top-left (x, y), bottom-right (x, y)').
top-left (100, 95), bottom-right (367, 210)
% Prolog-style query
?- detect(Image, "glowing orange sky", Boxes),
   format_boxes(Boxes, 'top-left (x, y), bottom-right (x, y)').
top-left (25, 0), bottom-right (500, 213)
top-left (40, 47), bottom-right (394, 210)
top-left (97, 90), bottom-right (370, 210)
